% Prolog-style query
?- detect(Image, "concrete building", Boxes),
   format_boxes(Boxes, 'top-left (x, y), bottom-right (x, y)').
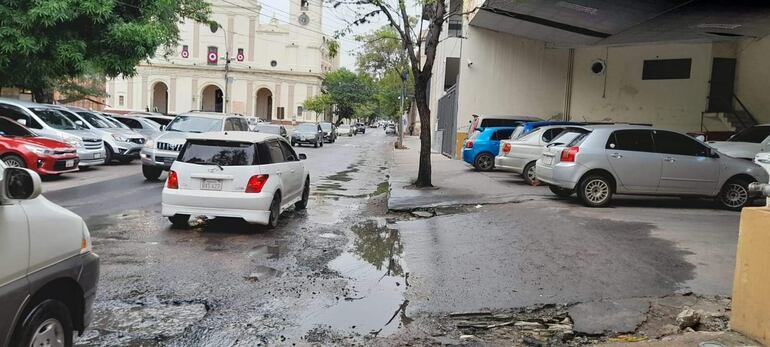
top-left (107, 0), bottom-right (339, 123)
top-left (429, 0), bottom-right (770, 158)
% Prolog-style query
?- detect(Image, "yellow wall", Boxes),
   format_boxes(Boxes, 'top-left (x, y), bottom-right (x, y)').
top-left (731, 207), bottom-right (770, 346)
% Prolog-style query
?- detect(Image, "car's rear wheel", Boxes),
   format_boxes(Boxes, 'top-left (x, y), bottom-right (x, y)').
top-left (168, 214), bottom-right (190, 228)
top-left (12, 299), bottom-right (73, 347)
top-left (2, 154), bottom-right (27, 168)
top-left (142, 165), bottom-right (163, 181)
top-left (718, 178), bottom-right (752, 211)
top-left (578, 174), bottom-right (613, 207)
top-left (267, 194), bottom-right (281, 229)
top-left (522, 161), bottom-right (537, 185)
top-left (549, 185), bottom-right (574, 198)
top-left (474, 153), bottom-right (494, 171)
top-left (296, 179), bottom-right (310, 210)
top-left (103, 143), bottom-right (114, 164)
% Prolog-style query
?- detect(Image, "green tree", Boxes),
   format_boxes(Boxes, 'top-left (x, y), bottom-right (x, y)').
top-left (307, 68), bottom-right (376, 125)
top-left (355, 26), bottom-right (407, 79)
top-left (0, 0), bottom-right (210, 102)
top-left (303, 93), bottom-right (332, 121)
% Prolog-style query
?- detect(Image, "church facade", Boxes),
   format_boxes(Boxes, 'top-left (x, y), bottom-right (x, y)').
top-left (106, 0), bottom-right (338, 122)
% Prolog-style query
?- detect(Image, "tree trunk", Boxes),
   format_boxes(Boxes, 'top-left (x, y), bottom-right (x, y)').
top-left (31, 87), bottom-right (54, 104)
top-left (413, 73), bottom-right (432, 187)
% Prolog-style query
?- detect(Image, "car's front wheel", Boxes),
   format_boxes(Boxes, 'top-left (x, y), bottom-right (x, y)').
top-left (2, 154), bottom-right (27, 168)
top-left (474, 153), bottom-right (494, 171)
top-left (577, 174), bottom-right (613, 207)
top-left (168, 214), bottom-right (190, 228)
top-left (296, 179), bottom-right (310, 210)
top-left (103, 144), bottom-right (114, 164)
top-left (12, 299), bottom-right (73, 347)
top-left (718, 178), bottom-right (752, 211)
top-left (549, 185), bottom-right (574, 198)
top-left (142, 165), bottom-right (163, 181)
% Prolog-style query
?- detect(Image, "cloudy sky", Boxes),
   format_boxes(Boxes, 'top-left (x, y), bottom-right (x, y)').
top-left (258, 0), bottom-right (415, 69)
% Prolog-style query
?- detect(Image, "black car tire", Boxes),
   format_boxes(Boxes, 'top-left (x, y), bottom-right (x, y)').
top-left (11, 299), bottom-right (73, 347)
top-left (168, 214), bottom-right (190, 228)
top-left (522, 161), bottom-right (537, 186)
top-left (142, 165), bottom-right (163, 181)
top-left (577, 174), bottom-right (613, 207)
top-left (313, 141), bottom-right (318, 148)
top-left (474, 153), bottom-right (494, 171)
top-left (103, 143), bottom-right (114, 164)
top-left (267, 194), bottom-right (281, 229)
top-left (2, 154), bottom-right (27, 168)
top-left (320, 141), bottom-right (324, 147)
top-left (549, 185), bottom-right (574, 198)
top-left (717, 178), bottom-right (752, 211)
top-left (295, 179), bottom-right (310, 210)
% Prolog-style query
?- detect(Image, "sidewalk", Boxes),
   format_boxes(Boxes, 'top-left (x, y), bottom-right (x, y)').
top-left (388, 136), bottom-right (542, 211)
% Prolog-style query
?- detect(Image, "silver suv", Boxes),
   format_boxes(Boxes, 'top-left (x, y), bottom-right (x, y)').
top-left (536, 125), bottom-right (769, 210)
top-left (140, 112), bottom-right (250, 180)
top-left (55, 107), bottom-right (146, 164)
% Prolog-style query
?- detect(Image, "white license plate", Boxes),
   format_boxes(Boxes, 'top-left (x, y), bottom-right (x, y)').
top-left (543, 156), bottom-right (553, 165)
top-left (65, 160), bottom-right (75, 168)
top-left (93, 152), bottom-right (102, 159)
top-left (201, 179), bottom-right (223, 191)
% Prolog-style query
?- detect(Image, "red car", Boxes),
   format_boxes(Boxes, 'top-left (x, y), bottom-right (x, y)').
top-left (0, 116), bottom-right (79, 175)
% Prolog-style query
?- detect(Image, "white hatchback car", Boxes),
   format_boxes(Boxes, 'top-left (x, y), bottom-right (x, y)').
top-left (162, 132), bottom-right (310, 228)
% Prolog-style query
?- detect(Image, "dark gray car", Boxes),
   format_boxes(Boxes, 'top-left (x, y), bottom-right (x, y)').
top-left (291, 123), bottom-right (324, 148)
top-left (253, 124), bottom-right (289, 141)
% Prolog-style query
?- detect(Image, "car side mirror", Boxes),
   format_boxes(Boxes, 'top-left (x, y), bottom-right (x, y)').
top-left (710, 148), bottom-right (720, 158)
top-left (695, 134), bottom-right (706, 142)
top-left (160, 125), bottom-right (166, 131)
top-left (298, 153), bottom-right (307, 160)
top-left (75, 120), bottom-right (84, 126)
top-left (2, 167), bottom-right (42, 201)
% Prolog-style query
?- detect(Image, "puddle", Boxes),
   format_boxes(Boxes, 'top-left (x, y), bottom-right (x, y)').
top-left (245, 265), bottom-right (283, 282)
top-left (79, 297), bottom-right (208, 345)
top-left (296, 220), bottom-right (408, 338)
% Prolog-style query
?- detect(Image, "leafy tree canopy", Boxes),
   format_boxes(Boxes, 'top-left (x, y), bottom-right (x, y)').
top-left (0, 0), bottom-right (210, 101)
top-left (306, 68), bottom-right (376, 123)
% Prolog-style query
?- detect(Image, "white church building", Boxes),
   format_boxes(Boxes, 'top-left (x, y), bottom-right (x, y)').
top-left (106, 0), bottom-right (339, 123)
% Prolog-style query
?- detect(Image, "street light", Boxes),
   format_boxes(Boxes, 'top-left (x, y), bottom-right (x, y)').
top-left (209, 21), bottom-right (230, 114)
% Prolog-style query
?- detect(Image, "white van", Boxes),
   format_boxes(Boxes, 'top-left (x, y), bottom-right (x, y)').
top-left (0, 162), bottom-right (99, 347)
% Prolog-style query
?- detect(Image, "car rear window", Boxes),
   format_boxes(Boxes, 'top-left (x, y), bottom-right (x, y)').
top-left (551, 128), bottom-right (590, 147)
top-left (179, 140), bottom-right (258, 166)
top-left (480, 119), bottom-right (523, 128)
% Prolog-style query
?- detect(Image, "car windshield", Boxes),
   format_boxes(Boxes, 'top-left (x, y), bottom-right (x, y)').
top-left (165, 116), bottom-right (222, 133)
top-left (147, 116), bottom-right (172, 126)
top-left (0, 117), bottom-right (35, 137)
top-left (77, 112), bottom-right (112, 128)
top-left (255, 125), bottom-right (281, 134)
top-left (179, 140), bottom-right (256, 166)
top-left (29, 108), bottom-right (78, 130)
top-left (321, 123), bottom-right (332, 131)
top-left (296, 123), bottom-right (318, 132)
top-left (551, 128), bottom-right (591, 146)
top-left (729, 126), bottom-right (770, 143)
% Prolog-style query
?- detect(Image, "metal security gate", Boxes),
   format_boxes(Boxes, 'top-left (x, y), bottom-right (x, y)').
top-left (437, 85), bottom-right (458, 157)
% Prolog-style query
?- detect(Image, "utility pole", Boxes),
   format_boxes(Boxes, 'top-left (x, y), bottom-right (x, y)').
top-left (210, 21), bottom-right (230, 114)
top-left (397, 70), bottom-right (407, 148)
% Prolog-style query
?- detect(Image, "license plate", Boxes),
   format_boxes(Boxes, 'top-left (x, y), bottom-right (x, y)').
top-left (93, 152), bottom-right (101, 159)
top-left (65, 160), bottom-right (75, 168)
top-left (543, 156), bottom-right (553, 165)
top-left (201, 179), bottom-right (222, 191)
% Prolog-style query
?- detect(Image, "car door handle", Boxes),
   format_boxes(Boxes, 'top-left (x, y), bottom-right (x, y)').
top-left (664, 157), bottom-right (676, 162)
top-left (610, 153), bottom-right (623, 159)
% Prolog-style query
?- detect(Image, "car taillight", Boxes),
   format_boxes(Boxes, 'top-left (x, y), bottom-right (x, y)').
top-left (466, 141), bottom-right (474, 148)
top-left (167, 170), bottom-right (179, 189)
top-left (560, 146), bottom-right (580, 162)
top-left (246, 175), bottom-right (269, 193)
top-left (502, 143), bottom-right (511, 154)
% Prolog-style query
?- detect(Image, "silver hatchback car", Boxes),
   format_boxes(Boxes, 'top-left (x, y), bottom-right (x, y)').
top-left (536, 125), bottom-right (769, 210)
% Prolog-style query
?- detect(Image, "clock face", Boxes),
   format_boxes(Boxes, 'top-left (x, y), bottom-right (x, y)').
top-left (299, 13), bottom-right (310, 26)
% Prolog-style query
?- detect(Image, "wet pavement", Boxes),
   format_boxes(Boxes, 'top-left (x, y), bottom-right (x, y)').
top-left (44, 130), bottom-right (748, 346)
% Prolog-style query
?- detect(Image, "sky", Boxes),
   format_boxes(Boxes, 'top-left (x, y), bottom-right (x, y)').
top-left (258, 0), bottom-right (415, 70)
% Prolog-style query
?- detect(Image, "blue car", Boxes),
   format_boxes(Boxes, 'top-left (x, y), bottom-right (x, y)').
top-left (462, 127), bottom-right (517, 171)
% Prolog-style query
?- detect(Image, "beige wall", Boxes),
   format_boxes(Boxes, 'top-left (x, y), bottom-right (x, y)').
top-left (735, 36), bottom-right (770, 124)
top-left (570, 43), bottom-right (714, 132)
top-left (455, 26), bottom-right (569, 132)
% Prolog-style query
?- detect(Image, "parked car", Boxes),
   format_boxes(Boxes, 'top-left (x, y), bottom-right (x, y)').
top-left (496, 125), bottom-right (588, 185)
top-left (140, 112), bottom-right (249, 180)
top-left (55, 107), bottom-right (146, 164)
top-left (337, 124), bottom-right (354, 137)
top-left (462, 127), bottom-right (517, 171)
top-left (111, 114), bottom-right (163, 140)
top-left (253, 124), bottom-right (288, 141)
top-left (355, 122), bottom-right (366, 134)
top-left (536, 125), bottom-right (769, 210)
top-left (708, 124), bottom-right (770, 160)
top-left (0, 98), bottom-right (105, 167)
top-left (467, 114), bottom-right (543, 135)
top-left (101, 114), bottom-right (132, 130)
top-left (320, 122), bottom-right (337, 143)
top-left (510, 121), bottom-right (587, 140)
top-left (385, 123), bottom-right (397, 135)
top-left (0, 162), bottom-right (99, 347)
top-left (162, 132), bottom-right (310, 228)
top-left (755, 151), bottom-right (770, 183)
top-left (291, 123), bottom-right (324, 147)
top-left (246, 116), bottom-right (265, 131)
top-left (0, 116), bottom-right (79, 175)
top-left (128, 112), bottom-right (176, 127)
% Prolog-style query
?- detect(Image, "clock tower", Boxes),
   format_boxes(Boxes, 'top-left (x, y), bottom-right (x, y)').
top-left (290, 0), bottom-right (323, 34)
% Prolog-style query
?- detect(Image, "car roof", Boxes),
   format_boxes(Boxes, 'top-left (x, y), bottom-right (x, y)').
top-left (186, 131), bottom-right (281, 143)
top-left (476, 115), bottom-right (543, 121)
top-left (480, 126), bottom-right (518, 132)
top-left (128, 112), bottom-right (175, 119)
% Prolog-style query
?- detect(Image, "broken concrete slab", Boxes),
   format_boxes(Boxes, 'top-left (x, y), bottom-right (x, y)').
top-left (569, 298), bottom-right (651, 335)
top-left (411, 210), bottom-right (434, 218)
